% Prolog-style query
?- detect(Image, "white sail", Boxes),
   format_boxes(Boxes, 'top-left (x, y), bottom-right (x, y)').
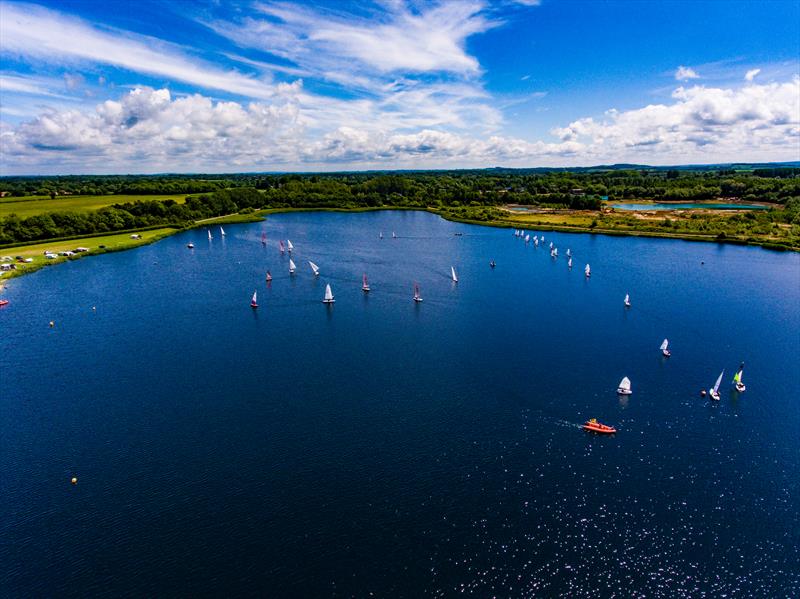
top-left (585, 264), bottom-right (591, 276)
top-left (525, 234), bottom-right (530, 242)
top-left (624, 293), bottom-right (630, 305)
top-left (451, 266), bottom-right (458, 282)
top-left (287, 239), bottom-right (294, 251)
top-left (308, 261), bottom-right (320, 276)
top-left (251, 290), bottom-right (257, 304)
top-left (568, 257), bottom-right (573, 268)
top-left (362, 273), bottom-right (370, 291)
top-left (534, 237), bottom-right (539, 247)
top-left (549, 242), bottom-right (554, 249)
top-left (660, 338), bottom-right (669, 351)
top-left (288, 259), bottom-right (296, 273)
top-left (618, 376), bottom-right (632, 392)
top-left (566, 249), bottom-right (571, 257)
top-left (220, 227), bottom-right (226, 236)
top-left (323, 283), bottom-right (334, 303)
top-left (207, 230), bottom-right (212, 240)
top-left (553, 248), bottom-right (558, 256)
top-left (712, 370), bottom-right (724, 393)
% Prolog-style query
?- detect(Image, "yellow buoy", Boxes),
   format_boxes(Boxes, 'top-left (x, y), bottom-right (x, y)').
top-left (49, 321), bottom-right (55, 327)
top-left (71, 477), bottom-right (77, 484)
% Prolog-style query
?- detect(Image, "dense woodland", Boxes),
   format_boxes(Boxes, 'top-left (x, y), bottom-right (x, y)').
top-left (1, 167), bottom-right (799, 245)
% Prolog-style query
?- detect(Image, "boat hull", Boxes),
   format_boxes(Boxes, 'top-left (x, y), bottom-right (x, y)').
top-left (583, 422), bottom-right (616, 434)
top-left (616, 389), bottom-right (632, 395)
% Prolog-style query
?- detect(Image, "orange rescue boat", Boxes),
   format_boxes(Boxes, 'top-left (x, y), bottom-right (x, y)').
top-left (583, 418), bottom-right (616, 434)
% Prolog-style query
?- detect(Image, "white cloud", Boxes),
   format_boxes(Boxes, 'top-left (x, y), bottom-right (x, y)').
top-left (674, 66), bottom-right (700, 81)
top-left (3, 78), bottom-right (798, 174)
top-left (0, 2), bottom-right (278, 100)
top-left (745, 68), bottom-right (761, 82)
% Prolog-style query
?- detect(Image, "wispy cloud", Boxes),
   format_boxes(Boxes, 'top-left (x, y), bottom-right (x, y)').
top-left (0, 2), bottom-right (278, 100)
top-left (674, 66), bottom-right (700, 81)
top-left (745, 68), bottom-right (761, 82)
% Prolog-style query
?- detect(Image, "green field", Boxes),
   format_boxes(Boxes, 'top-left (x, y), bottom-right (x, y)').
top-left (0, 194), bottom-right (191, 218)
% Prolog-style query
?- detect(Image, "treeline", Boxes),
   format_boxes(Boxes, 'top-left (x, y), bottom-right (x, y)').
top-left (2, 167), bottom-right (799, 204)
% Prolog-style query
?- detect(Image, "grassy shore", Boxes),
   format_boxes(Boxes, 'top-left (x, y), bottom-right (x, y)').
top-left (0, 227), bottom-right (178, 289)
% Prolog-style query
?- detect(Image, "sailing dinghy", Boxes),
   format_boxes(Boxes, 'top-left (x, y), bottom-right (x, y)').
top-left (624, 293), bottom-right (631, 308)
top-left (250, 290), bottom-right (258, 309)
top-left (413, 282), bottom-right (423, 303)
top-left (617, 376), bottom-right (632, 395)
top-left (286, 240), bottom-right (294, 253)
top-left (660, 338), bottom-right (670, 357)
top-left (266, 271), bottom-right (272, 282)
top-left (207, 229), bottom-right (212, 241)
top-left (309, 261), bottom-right (320, 276)
top-left (451, 266), bottom-right (458, 283)
top-left (585, 264), bottom-right (591, 277)
top-left (709, 370), bottom-right (724, 400)
top-left (322, 283), bottom-right (335, 304)
top-left (362, 273), bottom-right (370, 292)
top-left (733, 362), bottom-right (746, 392)
top-left (261, 232), bottom-right (267, 246)
top-left (279, 240), bottom-right (285, 254)
top-left (220, 227), bottom-right (226, 236)
top-left (288, 258), bottom-right (296, 274)
top-left (568, 257), bottom-right (573, 269)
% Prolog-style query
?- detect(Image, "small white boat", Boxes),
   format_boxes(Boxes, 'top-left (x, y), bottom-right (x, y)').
top-left (540, 236), bottom-right (544, 242)
top-left (250, 290), bottom-right (258, 309)
top-left (660, 338), bottom-right (670, 357)
top-left (525, 234), bottom-right (530, 243)
top-left (379, 232), bottom-right (384, 239)
top-left (220, 227), bottom-right (226, 236)
top-left (567, 257), bottom-right (572, 268)
top-left (279, 240), bottom-right (285, 254)
top-left (207, 230), bottom-right (212, 241)
top-left (585, 264), bottom-right (591, 277)
top-left (566, 249), bottom-right (571, 257)
top-left (733, 362), bottom-right (746, 392)
top-left (709, 370), bottom-right (724, 400)
top-left (553, 248), bottom-right (558, 257)
top-left (413, 282), bottom-right (423, 303)
top-left (187, 242), bottom-right (194, 249)
top-left (534, 237), bottom-right (539, 247)
top-left (288, 258), bottom-right (296, 274)
top-left (266, 271), bottom-right (272, 282)
top-left (308, 261), bottom-right (320, 276)
top-left (617, 376), bottom-right (632, 395)
top-left (362, 273), bottom-right (370, 292)
top-left (392, 232), bottom-right (397, 239)
top-left (322, 283), bottom-right (335, 304)
top-left (451, 266), bottom-right (458, 283)
top-left (624, 293), bottom-right (631, 308)
top-left (287, 240), bottom-right (294, 253)
top-left (549, 242), bottom-right (554, 250)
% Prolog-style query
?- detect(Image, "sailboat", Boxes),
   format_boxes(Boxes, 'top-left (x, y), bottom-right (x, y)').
top-left (220, 227), bottom-right (226, 236)
top-left (553, 248), bottom-right (558, 257)
top-left (392, 231), bottom-right (397, 239)
top-left (709, 370), bottom-right (724, 400)
top-left (362, 273), bottom-right (370, 292)
top-left (287, 240), bottom-right (294, 253)
top-left (568, 257), bottom-right (573, 269)
top-left (489, 260), bottom-right (496, 268)
top-left (288, 258), bottom-right (296, 274)
top-left (322, 283), bottom-right (335, 304)
top-left (534, 237), bottom-right (539, 247)
top-left (585, 264), bottom-right (591, 277)
top-left (624, 293), bottom-right (631, 308)
top-left (250, 290), bottom-right (258, 309)
top-left (207, 229), bottom-right (212, 241)
top-left (379, 231), bottom-right (384, 239)
top-left (549, 242), bottom-right (554, 250)
top-left (451, 266), bottom-right (458, 283)
top-left (525, 234), bottom-right (530, 243)
top-left (413, 282), bottom-right (423, 303)
top-left (616, 376), bottom-right (632, 395)
top-left (279, 240), bottom-right (285, 254)
top-left (566, 249), bottom-right (571, 257)
top-left (660, 338), bottom-right (670, 357)
top-left (733, 362), bottom-right (746, 392)
top-left (187, 242), bottom-right (194, 249)
top-left (261, 232), bottom-right (267, 246)
top-left (266, 270), bottom-right (272, 282)
top-left (309, 261), bottom-right (320, 276)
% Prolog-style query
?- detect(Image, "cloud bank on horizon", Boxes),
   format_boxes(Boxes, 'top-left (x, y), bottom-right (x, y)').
top-left (0, 0), bottom-right (798, 174)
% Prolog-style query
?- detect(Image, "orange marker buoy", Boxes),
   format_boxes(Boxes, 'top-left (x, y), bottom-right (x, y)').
top-left (71, 477), bottom-right (77, 484)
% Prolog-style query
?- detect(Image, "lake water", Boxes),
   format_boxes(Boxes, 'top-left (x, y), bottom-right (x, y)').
top-left (2, 210), bottom-right (799, 597)
top-left (610, 202), bottom-right (770, 211)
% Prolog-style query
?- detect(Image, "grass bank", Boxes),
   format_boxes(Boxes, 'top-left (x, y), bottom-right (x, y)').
top-left (0, 194), bottom-right (193, 218)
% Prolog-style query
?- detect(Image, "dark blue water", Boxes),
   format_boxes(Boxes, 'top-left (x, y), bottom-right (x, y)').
top-left (2, 211), bottom-right (799, 597)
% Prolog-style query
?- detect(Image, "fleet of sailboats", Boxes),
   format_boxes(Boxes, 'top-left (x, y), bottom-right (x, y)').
top-left (223, 225), bottom-right (750, 407)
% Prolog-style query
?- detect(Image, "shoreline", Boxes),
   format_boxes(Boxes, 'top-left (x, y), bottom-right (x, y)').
top-left (1, 206), bottom-right (796, 292)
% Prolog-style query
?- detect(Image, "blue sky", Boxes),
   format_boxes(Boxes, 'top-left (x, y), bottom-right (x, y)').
top-left (1, 0), bottom-right (798, 174)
